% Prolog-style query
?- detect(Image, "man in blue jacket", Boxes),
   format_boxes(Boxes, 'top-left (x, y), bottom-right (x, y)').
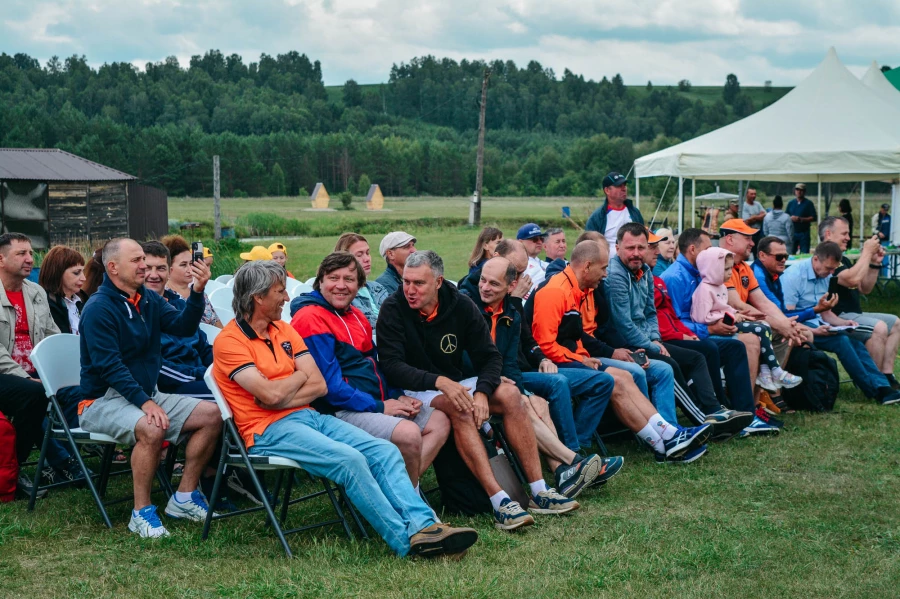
top-left (79, 238), bottom-right (222, 538)
top-left (585, 172), bottom-right (645, 249)
top-left (291, 251), bottom-right (450, 490)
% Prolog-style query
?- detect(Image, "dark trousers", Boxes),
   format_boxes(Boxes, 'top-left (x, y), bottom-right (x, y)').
top-left (159, 378), bottom-right (213, 400)
top-left (661, 342), bottom-right (722, 417)
top-left (0, 373), bottom-right (49, 464)
top-left (791, 231), bottom-right (811, 254)
top-left (671, 337), bottom-right (755, 413)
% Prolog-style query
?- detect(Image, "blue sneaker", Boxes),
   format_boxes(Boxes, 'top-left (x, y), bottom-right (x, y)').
top-left (656, 444), bottom-right (708, 464)
top-left (493, 497), bottom-right (534, 531)
top-left (165, 490), bottom-right (217, 522)
top-left (739, 416), bottom-right (781, 438)
top-left (528, 488), bottom-right (579, 515)
top-left (128, 505), bottom-right (170, 538)
top-left (663, 424), bottom-right (711, 458)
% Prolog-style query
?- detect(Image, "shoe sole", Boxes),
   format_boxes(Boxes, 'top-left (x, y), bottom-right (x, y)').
top-left (761, 406), bottom-right (781, 416)
top-left (593, 457), bottom-right (624, 485)
top-left (227, 474), bottom-right (264, 507)
top-left (409, 528), bottom-right (479, 557)
top-left (777, 377), bottom-right (803, 389)
top-left (494, 515), bottom-right (535, 531)
top-left (880, 397), bottom-right (900, 405)
top-left (665, 424), bottom-right (712, 458)
top-left (128, 520), bottom-right (170, 538)
top-left (559, 455), bottom-right (601, 498)
top-left (739, 427), bottom-right (781, 438)
top-left (528, 502), bottom-right (580, 515)
top-left (706, 414), bottom-right (754, 441)
top-left (674, 446), bottom-right (708, 464)
top-left (756, 379), bottom-right (779, 392)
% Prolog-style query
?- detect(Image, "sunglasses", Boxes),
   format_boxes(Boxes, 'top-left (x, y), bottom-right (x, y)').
top-left (770, 253), bottom-right (789, 261)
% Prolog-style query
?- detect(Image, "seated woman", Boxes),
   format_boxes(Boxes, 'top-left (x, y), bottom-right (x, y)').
top-left (467, 227), bottom-right (503, 273)
top-left (162, 235), bottom-right (223, 328)
top-left (330, 232), bottom-right (390, 327)
top-left (39, 246), bottom-right (86, 335)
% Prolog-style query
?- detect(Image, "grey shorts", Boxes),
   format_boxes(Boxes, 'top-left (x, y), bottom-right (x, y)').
top-left (838, 312), bottom-right (899, 343)
top-left (403, 376), bottom-right (479, 408)
top-left (79, 387), bottom-right (203, 446)
top-left (335, 406), bottom-right (435, 441)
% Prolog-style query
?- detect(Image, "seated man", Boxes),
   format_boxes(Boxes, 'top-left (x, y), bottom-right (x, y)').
top-left (779, 241), bottom-right (900, 406)
top-left (79, 239), bottom-right (222, 537)
top-left (531, 240), bottom-right (711, 463)
top-left (376, 231), bottom-right (416, 295)
top-left (291, 251), bottom-right (450, 490)
top-left (516, 223), bottom-right (548, 297)
top-left (463, 256), bottom-right (623, 498)
top-left (819, 216), bottom-right (900, 389)
top-left (660, 228), bottom-right (778, 436)
top-left (377, 250), bottom-right (578, 531)
top-left (141, 241), bottom-right (213, 399)
top-left (213, 260), bottom-right (476, 558)
top-left (605, 224), bottom-right (752, 438)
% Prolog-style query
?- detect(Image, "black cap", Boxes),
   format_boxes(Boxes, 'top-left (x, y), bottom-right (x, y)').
top-left (881, 203), bottom-right (890, 210)
top-left (602, 172), bottom-right (627, 189)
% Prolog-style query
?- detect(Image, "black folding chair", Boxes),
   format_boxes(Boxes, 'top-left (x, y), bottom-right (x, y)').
top-left (202, 368), bottom-right (365, 558)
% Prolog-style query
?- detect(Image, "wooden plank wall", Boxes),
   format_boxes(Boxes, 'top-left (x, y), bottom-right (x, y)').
top-left (88, 183), bottom-right (128, 243)
top-left (47, 182), bottom-right (128, 246)
top-left (48, 183), bottom-right (89, 241)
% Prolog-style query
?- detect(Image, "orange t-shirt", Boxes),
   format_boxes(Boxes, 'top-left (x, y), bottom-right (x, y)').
top-left (725, 261), bottom-right (759, 303)
top-left (213, 318), bottom-right (311, 448)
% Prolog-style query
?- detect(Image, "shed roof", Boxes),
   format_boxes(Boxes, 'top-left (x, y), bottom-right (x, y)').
top-left (0, 148), bottom-right (136, 182)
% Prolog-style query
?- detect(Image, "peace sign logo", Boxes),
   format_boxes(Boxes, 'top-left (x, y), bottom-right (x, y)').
top-left (440, 334), bottom-right (458, 354)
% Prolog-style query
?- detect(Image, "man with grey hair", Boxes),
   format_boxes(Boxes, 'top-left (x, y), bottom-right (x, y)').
top-left (819, 216), bottom-right (900, 388)
top-left (213, 260), bottom-right (477, 558)
top-left (378, 250), bottom-right (579, 531)
top-left (79, 238), bottom-right (222, 538)
top-left (376, 231), bottom-right (417, 295)
top-left (543, 228), bottom-right (567, 263)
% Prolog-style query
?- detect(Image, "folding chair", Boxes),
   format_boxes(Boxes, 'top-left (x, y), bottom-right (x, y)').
top-left (208, 286), bottom-right (233, 314)
top-left (201, 367), bottom-right (366, 558)
top-left (215, 274), bottom-right (233, 284)
top-left (27, 334), bottom-right (175, 526)
top-left (284, 278), bottom-right (302, 296)
top-left (199, 323), bottom-right (221, 343)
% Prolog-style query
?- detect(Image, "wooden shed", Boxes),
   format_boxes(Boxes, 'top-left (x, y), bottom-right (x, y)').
top-left (310, 182), bottom-right (330, 209)
top-left (0, 148), bottom-right (167, 249)
top-left (365, 184), bottom-right (384, 210)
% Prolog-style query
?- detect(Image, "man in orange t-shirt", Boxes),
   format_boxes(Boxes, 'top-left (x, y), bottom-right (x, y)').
top-left (213, 260), bottom-right (477, 559)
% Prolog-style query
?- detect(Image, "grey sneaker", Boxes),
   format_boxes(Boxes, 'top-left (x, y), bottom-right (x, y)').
top-left (128, 505), bottom-right (170, 538)
top-left (164, 490), bottom-right (217, 522)
top-left (527, 488), bottom-right (579, 515)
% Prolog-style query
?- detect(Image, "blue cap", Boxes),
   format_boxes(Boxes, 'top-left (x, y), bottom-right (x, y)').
top-left (517, 223), bottom-right (546, 240)
top-left (602, 172), bottom-right (627, 188)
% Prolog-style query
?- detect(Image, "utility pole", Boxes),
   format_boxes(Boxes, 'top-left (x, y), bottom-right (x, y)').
top-left (213, 155), bottom-right (221, 241)
top-left (472, 68), bottom-right (491, 226)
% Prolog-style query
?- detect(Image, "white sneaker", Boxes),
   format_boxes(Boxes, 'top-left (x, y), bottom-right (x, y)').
top-left (773, 369), bottom-right (803, 389)
top-left (165, 490), bottom-right (217, 522)
top-left (128, 505), bottom-right (170, 538)
top-left (756, 372), bottom-right (779, 391)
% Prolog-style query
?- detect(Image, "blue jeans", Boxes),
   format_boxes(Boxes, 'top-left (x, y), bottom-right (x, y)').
top-left (792, 231), bottom-right (811, 254)
top-left (812, 333), bottom-right (889, 398)
top-left (600, 358), bottom-right (677, 425)
top-left (522, 368), bottom-right (614, 452)
top-left (249, 410), bottom-right (436, 557)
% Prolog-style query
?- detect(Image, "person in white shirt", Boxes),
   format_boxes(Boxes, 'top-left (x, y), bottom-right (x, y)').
top-left (516, 223), bottom-right (547, 297)
top-left (584, 172), bottom-right (645, 250)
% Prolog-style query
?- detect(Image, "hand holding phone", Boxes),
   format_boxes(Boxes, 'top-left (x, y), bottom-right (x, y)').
top-left (191, 241), bottom-right (204, 263)
top-left (631, 350), bottom-right (648, 367)
top-left (722, 313), bottom-right (735, 326)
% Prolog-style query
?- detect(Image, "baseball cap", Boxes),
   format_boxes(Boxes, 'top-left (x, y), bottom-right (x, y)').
top-left (202, 247), bottom-right (213, 259)
top-left (729, 199), bottom-right (739, 205)
top-left (268, 242), bottom-right (288, 256)
top-left (516, 223), bottom-right (546, 240)
top-left (239, 246), bottom-right (274, 261)
top-left (794, 183), bottom-right (806, 190)
top-left (647, 229), bottom-right (667, 244)
top-left (719, 218), bottom-right (757, 236)
top-left (379, 231), bottom-right (416, 258)
top-left (601, 172), bottom-right (627, 188)
top-left (881, 203), bottom-right (890, 210)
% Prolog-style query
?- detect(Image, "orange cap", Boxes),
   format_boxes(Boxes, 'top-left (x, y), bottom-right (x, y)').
top-left (719, 218), bottom-right (757, 236)
top-left (647, 229), bottom-right (667, 244)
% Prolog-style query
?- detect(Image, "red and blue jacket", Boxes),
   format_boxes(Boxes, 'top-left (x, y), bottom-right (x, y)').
top-left (290, 291), bottom-right (399, 414)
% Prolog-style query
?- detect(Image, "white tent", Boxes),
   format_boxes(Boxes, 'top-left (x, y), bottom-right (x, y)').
top-left (861, 61), bottom-right (900, 104)
top-left (634, 48), bottom-right (900, 235)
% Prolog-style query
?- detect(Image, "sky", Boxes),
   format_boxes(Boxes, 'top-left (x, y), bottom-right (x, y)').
top-left (2, 0), bottom-right (899, 87)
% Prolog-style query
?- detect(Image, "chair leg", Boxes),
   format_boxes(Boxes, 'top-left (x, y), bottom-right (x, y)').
top-left (494, 424), bottom-right (529, 487)
top-left (592, 431), bottom-right (609, 457)
top-left (97, 444), bottom-right (115, 498)
top-left (202, 441), bottom-right (230, 541)
top-left (28, 412), bottom-right (54, 511)
top-left (278, 472), bottom-right (295, 527)
top-left (339, 485), bottom-right (368, 539)
top-left (321, 478), bottom-right (354, 540)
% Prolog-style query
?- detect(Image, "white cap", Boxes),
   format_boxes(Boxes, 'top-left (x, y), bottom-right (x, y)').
top-left (379, 231), bottom-right (416, 258)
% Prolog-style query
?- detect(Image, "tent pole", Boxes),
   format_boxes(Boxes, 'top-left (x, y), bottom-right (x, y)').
top-left (892, 179), bottom-right (900, 249)
top-left (677, 176), bottom-right (684, 234)
top-left (817, 181), bottom-right (823, 219)
top-left (691, 179), bottom-right (696, 227)
top-left (860, 181), bottom-right (865, 244)
top-left (635, 177), bottom-right (640, 209)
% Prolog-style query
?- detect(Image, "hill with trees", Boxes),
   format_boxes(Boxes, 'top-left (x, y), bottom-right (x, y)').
top-left (0, 50), bottom-right (789, 198)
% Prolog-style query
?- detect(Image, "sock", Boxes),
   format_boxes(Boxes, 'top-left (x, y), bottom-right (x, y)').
top-left (489, 490), bottom-right (511, 511)
top-left (772, 366), bottom-right (786, 378)
top-left (760, 364), bottom-right (772, 376)
top-left (174, 490), bottom-right (193, 503)
top-left (649, 413), bottom-right (677, 441)
top-left (529, 480), bottom-right (549, 497)
top-left (639, 423), bottom-right (665, 452)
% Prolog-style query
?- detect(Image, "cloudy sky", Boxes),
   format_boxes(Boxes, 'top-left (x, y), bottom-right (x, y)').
top-left (2, 0), bottom-right (899, 86)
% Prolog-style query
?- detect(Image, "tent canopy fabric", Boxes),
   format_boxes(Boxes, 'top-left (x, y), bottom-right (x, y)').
top-left (861, 61), bottom-right (900, 104)
top-left (695, 191), bottom-right (739, 200)
top-left (885, 67), bottom-right (900, 92)
top-left (634, 48), bottom-right (900, 183)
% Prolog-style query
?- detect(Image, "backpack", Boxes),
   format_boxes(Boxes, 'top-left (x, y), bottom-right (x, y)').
top-left (430, 435), bottom-right (492, 516)
top-left (0, 411), bottom-right (18, 502)
top-left (782, 347), bottom-right (839, 412)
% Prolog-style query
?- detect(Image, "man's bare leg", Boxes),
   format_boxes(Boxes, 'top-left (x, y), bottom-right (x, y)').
top-left (605, 368), bottom-right (658, 432)
top-left (523, 395), bottom-right (575, 472)
top-left (884, 320), bottom-right (900, 374)
top-left (131, 418), bottom-right (165, 510)
top-left (865, 321), bottom-right (888, 373)
top-left (431, 395), bottom-right (503, 496)
top-left (489, 383), bottom-right (543, 484)
top-left (418, 409), bottom-right (450, 478)
top-left (389, 420), bottom-right (423, 485)
top-left (177, 402), bottom-right (221, 495)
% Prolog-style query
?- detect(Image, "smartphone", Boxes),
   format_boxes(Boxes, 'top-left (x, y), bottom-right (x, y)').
top-left (631, 351), bottom-right (648, 366)
top-left (828, 277), bottom-right (841, 296)
top-left (191, 241), bottom-right (204, 263)
top-left (722, 313), bottom-right (735, 326)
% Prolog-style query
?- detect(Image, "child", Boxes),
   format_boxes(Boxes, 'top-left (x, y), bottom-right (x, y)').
top-left (267, 242), bottom-right (295, 278)
top-left (691, 247), bottom-right (802, 391)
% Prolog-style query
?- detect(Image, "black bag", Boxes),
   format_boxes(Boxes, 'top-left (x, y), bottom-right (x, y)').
top-left (782, 347), bottom-right (839, 412)
top-left (430, 435), bottom-right (492, 516)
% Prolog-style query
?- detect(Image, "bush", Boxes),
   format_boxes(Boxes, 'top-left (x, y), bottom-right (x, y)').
top-left (233, 189), bottom-right (248, 198)
top-left (298, 187), bottom-right (309, 198)
top-left (339, 191), bottom-right (354, 210)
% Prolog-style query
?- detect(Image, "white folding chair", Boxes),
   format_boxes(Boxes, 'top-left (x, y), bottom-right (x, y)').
top-left (216, 306), bottom-right (235, 325)
top-left (304, 277), bottom-right (316, 286)
top-left (281, 303), bottom-right (294, 323)
top-left (201, 368), bottom-right (364, 557)
top-left (203, 279), bottom-right (224, 295)
top-left (284, 278), bottom-right (302, 296)
top-left (209, 287), bottom-right (233, 314)
top-left (288, 283), bottom-right (314, 300)
top-left (199, 323), bottom-right (221, 343)
top-left (216, 274), bottom-right (233, 284)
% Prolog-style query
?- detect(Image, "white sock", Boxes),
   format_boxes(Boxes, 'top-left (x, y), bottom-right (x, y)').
top-left (174, 490), bottom-right (193, 503)
top-left (771, 366), bottom-right (785, 377)
top-left (649, 413), bottom-right (677, 441)
top-left (489, 490), bottom-right (511, 511)
top-left (760, 364), bottom-right (772, 376)
top-left (529, 479), bottom-right (549, 497)
top-left (639, 423), bottom-right (665, 452)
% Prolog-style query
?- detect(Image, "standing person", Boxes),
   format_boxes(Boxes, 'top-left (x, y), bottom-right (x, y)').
top-left (543, 228), bottom-right (567, 263)
top-left (875, 204), bottom-right (892, 275)
top-left (376, 231), bottom-right (417, 295)
top-left (214, 260), bottom-right (477, 558)
top-left (39, 246), bottom-right (85, 335)
top-left (838, 199), bottom-right (854, 249)
top-left (516, 223), bottom-right (548, 296)
top-left (331, 232), bottom-right (390, 327)
top-left (741, 187), bottom-right (766, 259)
top-left (267, 242), bottom-right (294, 278)
top-left (786, 183), bottom-right (817, 254)
top-left (78, 238), bottom-right (223, 537)
top-left (763, 196), bottom-right (794, 246)
top-left (585, 172), bottom-right (645, 249)
top-left (162, 235), bottom-right (222, 328)
top-left (652, 228), bottom-right (676, 276)
top-left (467, 227), bottom-right (503, 273)
top-left (0, 233), bottom-right (58, 500)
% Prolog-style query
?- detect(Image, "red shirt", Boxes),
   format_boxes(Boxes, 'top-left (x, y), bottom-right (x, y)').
top-left (6, 290), bottom-right (34, 373)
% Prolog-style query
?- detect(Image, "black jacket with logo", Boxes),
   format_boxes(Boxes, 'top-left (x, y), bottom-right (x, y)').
top-left (376, 281), bottom-right (502, 397)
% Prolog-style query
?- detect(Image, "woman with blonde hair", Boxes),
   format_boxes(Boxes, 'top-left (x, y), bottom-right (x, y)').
top-left (330, 232), bottom-right (389, 327)
top-left (467, 227), bottom-right (503, 273)
top-left (653, 227), bottom-right (676, 277)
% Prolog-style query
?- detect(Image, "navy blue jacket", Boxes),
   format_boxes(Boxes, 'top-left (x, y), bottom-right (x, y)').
top-left (80, 275), bottom-right (205, 407)
top-left (751, 261), bottom-right (816, 322)
top-left (158, 289), bottom-right (214, 392)
top-left (460, 291), bottom-right (526, 392)
top-left (375, 263), bottom-right (403, 296)
top-left (585, 199), bottom-right (644, 235)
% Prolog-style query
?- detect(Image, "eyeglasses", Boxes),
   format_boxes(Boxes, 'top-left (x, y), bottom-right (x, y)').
top-left (773, 254), bottom-right (789, 262)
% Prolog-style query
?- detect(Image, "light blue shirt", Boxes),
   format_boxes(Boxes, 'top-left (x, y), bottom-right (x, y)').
top-left (780, 258), bottom-right (829, 327)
